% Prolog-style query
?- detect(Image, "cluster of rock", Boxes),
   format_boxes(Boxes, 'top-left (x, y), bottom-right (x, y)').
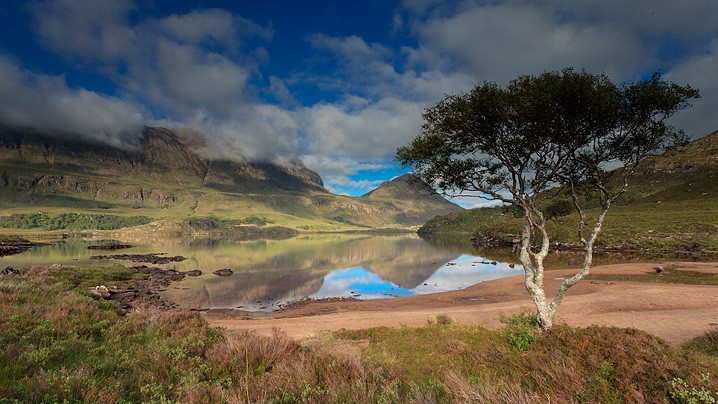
top-left (89, 253), bottom-right (187, 264)
top-left (87, 244), bottom-right (134, 250)
top-left (90, 265), bottom-right (203, 314)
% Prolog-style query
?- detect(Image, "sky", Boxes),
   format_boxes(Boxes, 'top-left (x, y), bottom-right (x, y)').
top-left (0, 0), bottom-right (717, 207)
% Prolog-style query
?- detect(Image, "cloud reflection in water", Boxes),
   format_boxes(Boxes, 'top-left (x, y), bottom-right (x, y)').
top-left (312, 255), bottom-right (523, 300)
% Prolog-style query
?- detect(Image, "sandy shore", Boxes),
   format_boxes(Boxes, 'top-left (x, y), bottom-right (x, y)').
top-left (206, 262), bottom-right (718, 344)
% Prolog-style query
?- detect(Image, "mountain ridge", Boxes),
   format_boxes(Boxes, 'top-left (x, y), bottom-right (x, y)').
top-left (0, 125), bottom-right (460, 230)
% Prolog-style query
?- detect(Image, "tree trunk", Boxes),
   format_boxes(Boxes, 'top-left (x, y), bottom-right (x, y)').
top-left (518, 216), bottom-right (556, 331)
top-left (520, 205), bottom-right (610, 332)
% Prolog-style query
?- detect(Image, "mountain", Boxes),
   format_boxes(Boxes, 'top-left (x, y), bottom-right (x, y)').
top-left (0, 126), bottom-right (461, 230)
top-left (361, 174), bottom-right (463, 225)
top-left (419, 130), bottom-right (718, 252)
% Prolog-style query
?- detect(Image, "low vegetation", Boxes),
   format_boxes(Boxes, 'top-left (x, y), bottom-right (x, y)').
top-left (0, 212), bottom-right (152, 231)
top-left (421, 131), bottom-right (718, 254)
top-left (1, 265), bottom-right (717, 402)
top-left (421, 197), bottom-right (718, 253)
top-left (587, 267), bottom-right (718, 285)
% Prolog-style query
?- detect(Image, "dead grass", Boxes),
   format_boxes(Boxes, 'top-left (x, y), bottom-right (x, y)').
top-left (2, 264), bottom-right (718, 402)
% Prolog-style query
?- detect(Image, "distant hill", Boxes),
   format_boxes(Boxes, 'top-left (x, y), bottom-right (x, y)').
top-left (361, 174), bottom-right (463, 225)
top-left (419, 130), bottom-right (718, 252)
top-left (0, 126), bottom-right (461, 231)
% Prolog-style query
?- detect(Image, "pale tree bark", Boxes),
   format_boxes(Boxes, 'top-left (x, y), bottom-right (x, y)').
top-left (519, 182), bottom-right (620, 331)
top-left (519, 213), bottom-right (609, 331)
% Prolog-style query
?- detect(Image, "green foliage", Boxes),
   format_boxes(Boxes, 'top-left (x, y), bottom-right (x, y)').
top-left (544, 198), bottom-right (575, 220)
top-left (684, 330), bottom-right (718, 357)
top-left (238, 215), bottom-right (274, 227)
top-left (670, 374), bottom-right (718, 403)
top-left (0, 266), bottom-right (405, 402)
top-left (0, 212), bottom-right (151, 231)
top-left (3, 263), bottom-right (718, 402)
top-left (427, 314), bottom-right (454, 325)
top-left (397, 69), bottom-right (698, 205)
top-left (187, 217), bottom-right (222, 230)
top-left (500, 311), bottom-right (538, 352)
top-left (337, 323), bottom-right (718, 402)
top-left (0, 235), bottom-right (30, 242)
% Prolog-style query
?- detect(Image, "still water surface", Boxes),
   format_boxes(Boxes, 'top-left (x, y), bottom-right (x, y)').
top-left (2, 234), bottom-right (524, 311)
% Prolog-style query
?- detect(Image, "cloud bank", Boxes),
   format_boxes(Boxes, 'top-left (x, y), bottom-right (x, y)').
top-left (0, 0), bottom-right (715, 197)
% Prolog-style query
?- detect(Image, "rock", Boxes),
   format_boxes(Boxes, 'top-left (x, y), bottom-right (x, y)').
top-left (184, 270), bottom-right (202, 277)
top-left (91, 285), bottom-right (111, 298)
top-left (89, 253), bottom-right (187, 264)
top-left (87, 244), bottom-right (133, 250)
top-left (508, 263), bottom-right (515, 269)
top-left (213, 268), bottom-right (234, 277)
top-left (1, 266), bottom-right (15, 275)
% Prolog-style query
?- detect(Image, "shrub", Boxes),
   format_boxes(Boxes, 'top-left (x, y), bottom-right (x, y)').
top-left (684, 329), bottom-right (718, 357)
top-left (0, 212), bottom-right (151, 230)
top-left (500, 310), bottom-right (538, 352)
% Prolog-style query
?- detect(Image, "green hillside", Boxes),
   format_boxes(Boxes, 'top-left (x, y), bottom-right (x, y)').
top-left (0, 126), bottom-right (461, 233)
top-left (420, 131), bottom-right (718, 252)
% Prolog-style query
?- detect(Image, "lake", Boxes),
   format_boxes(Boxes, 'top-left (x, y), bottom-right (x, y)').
top-left (1, 233), bottom-right (525, 311)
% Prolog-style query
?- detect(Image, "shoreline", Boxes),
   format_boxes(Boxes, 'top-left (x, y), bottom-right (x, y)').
top-left (205, 261), bottom-right (718, 344)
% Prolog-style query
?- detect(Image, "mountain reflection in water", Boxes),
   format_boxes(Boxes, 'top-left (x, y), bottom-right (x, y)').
top-left (2, 233), bottom-right (524, 312)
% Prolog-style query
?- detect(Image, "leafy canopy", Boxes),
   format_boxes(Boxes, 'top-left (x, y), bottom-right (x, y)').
top-left (396, 69), bottom-right (699, 205)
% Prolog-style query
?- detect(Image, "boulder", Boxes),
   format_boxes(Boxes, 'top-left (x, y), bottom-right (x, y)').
top-left (213, 268), bottom-right (234, 277)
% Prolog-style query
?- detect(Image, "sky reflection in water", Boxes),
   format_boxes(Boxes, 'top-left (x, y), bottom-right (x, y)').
top-left (2, 235), bottom-right (526, 311)
top-left (312, 254), bottom-right (524, 300)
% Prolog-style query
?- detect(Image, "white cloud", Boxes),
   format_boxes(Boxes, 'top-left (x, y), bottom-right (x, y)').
top-left (665, 39), bottom-right (718, 138)
top-left (300, 155), bottom-right (392, 194)
top-left (128, 38), bottom-right (250, 116)
top-left (25, 0), bottom-right (296, 161)
top-left (0, 55), bottom-right (144, 147)
top-left (158, 8), bottom-right (272, 46)
top-left (32, 0), bottom-right (137, 62)
top-left (411, 3), bottom-right (649, 83)
top-left (7, 0), bottom-right (716, 192)
top-left (300, 97), bottom-right (422, 161)
top-left (541, 0), bottom-right (718, 43)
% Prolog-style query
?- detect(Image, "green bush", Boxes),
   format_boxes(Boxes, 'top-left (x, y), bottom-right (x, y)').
top-left (0, 212), bottom-right (151, 230)
top-left (238, 215), bottom-right (274, 227)
top-left (670, 374), bottom-right (718, 403)
top-left (500, 310), bottom-right (538, 352)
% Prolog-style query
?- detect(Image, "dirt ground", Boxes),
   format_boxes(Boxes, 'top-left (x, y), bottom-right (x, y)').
top-left (206, 262), bottom-right (718, 344)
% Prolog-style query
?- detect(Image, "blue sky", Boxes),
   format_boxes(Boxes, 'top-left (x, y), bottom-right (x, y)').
top-left (1, 1), bottom-right (717, 205)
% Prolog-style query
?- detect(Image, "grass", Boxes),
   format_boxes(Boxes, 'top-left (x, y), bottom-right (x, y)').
top-left (334, 319), bottom-right (718, 403)
top-left (586, 268), bottom-right (718, 286)
top-left (684, 330), bottom-right (718, 357)
top-left (2, 264), bottom-right (718, 402)
top-left (0, 265), bottom-right (402, 403)
top-left (0, 234), bottom-right (30, 243)
top-left (420, 197), bottom-right (718, 253)
top-left (0, 212), bottom-right (152, 231)
top-left (420, 133), bottom-right (718, 253)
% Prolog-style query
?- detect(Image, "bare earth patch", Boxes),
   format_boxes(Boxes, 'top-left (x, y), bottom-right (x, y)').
top-left (206, 262), bottom-right (718, 344)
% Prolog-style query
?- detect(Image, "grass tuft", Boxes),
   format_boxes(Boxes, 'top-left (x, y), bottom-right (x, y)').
top-left (2, 265), bottom-right (718, 402)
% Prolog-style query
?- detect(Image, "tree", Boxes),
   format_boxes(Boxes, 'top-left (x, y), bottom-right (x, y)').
top-left (396, 69), bottom-right (699, 330)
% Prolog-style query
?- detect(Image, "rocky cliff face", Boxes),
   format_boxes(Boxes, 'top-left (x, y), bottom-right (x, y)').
top-left (0, 126), bottom-right (466, 228)
top-left (0, 126), bottom-right (326, 207)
